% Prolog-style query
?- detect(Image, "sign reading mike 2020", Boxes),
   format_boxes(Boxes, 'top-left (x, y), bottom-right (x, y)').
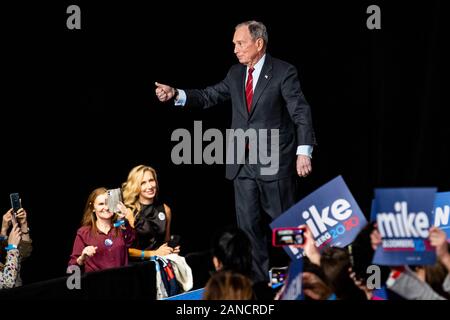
top-left (373, 188), bottom-right (437, 266)
top-left (433, 191), bottom-right (450, 242)
top-left (270, 176), bottom-right (368, 260)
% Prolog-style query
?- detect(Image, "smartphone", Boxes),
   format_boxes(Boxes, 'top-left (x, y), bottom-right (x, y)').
top-left (168, 234), bottom-right (181, 248)
top-left (9, 193), bottom-right (21, 224)
top-left (348, 244), bottom-right (355, 268)
top-left (269, 266), bottom-right (288, 288)
top-left (107, 188), bottom-right (123, 214)
top-left (272, 227), bottom-right (306, 247)
top-left (347, 244), bottom-right (367, 281)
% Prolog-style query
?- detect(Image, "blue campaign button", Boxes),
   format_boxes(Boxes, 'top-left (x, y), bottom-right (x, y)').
top-left (104, 238), bottom-right (113, 247)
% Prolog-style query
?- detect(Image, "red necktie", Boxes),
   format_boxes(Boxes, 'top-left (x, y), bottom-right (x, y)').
top-left (245, 67), bottom-right (254, 113)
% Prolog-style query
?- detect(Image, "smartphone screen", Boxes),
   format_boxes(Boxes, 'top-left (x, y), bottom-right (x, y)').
top-left (269, 266), bottom-right (288, 288)
top-left (272, 227), bottom-right (305, 247)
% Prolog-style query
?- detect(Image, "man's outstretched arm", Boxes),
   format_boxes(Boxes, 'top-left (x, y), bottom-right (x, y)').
top-left (154, 67), bottom-right (234, 109)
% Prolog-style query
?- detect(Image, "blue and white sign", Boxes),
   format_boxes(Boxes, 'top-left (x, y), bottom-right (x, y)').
top-left (270, 176), bottom-right (368, 260)
top-left (280, 258), bottom-right (303, 300)
top-left (163, 288), bottom-right (205, 300)
top-left (372, 188), bottom-right (437, 266)
top-left (433, 191), bottom-right (450, 242)
top-left (370, 198), bottom-right (376, 222)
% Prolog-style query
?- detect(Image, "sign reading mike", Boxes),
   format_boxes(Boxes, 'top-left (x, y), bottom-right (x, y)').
top-left (372, 188), bottom-right (437, 265)
top-left (271, 176), bottom-right (368, 260)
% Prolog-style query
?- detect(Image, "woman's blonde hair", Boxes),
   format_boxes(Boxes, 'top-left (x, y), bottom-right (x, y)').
top-left (122, 165), bottom-right (159, 214)
top-left (203, 271), bottom-right (254, 300)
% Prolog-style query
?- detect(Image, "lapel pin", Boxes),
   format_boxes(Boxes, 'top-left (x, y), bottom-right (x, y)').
top-left (265, 75), bottom-right (268, 79)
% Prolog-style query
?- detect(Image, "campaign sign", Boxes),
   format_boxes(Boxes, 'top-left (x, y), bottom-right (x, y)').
top-left (373, 188), bottom-right (437, 266)
top-left (270, 176), bottom-right (368, 260)
top-left (433, 191), bottom-right (450, 242)
top-left (163, 288), bottom-right (205, 300)
top-left (370, 198), bottom-right (376, 222)
top-left (280, 258), bottom-right (303, 300)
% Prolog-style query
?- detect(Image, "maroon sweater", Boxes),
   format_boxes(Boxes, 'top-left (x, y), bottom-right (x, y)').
top-left (68, 223), bottom-right (135, 273)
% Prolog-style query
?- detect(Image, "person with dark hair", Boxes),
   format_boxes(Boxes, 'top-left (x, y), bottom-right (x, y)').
top-left (68, 187), bottom-right (134, 273)
top-left (210, 226), bottom-right (275, 300)
top-left (301, 258), bottom-right (334, 300)
top-left (155, 20), bottom-right (316, 283)
top-left (211, 227), bottom-right (252, 277)
top-left (320, 247), bottom-right (367, 300)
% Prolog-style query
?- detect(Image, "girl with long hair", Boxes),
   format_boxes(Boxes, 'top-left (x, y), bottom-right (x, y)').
top-left (68, 187), bottom-right (135, 273)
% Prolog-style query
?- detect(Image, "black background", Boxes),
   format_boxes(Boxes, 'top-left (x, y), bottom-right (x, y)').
top-left (0, 0), bottom-right (447, 285)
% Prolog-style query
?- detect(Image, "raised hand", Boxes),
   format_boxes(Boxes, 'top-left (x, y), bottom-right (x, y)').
top-left (302, 225), bottom-right (321, 266)
top-left (116, 201), bottom-right (129, 220)
top-left (8, 223), bottom-right (22, 247)
top-left (155, 82), bottom-right (176, 102)
top-left (429, 226), bottom-right (450, 268)
top-left (1, 209), bottom-right (13, 235)
top-left (349, 267), bottom-right (373, 299)
top-left (15, 208), bottom-right (28, 226)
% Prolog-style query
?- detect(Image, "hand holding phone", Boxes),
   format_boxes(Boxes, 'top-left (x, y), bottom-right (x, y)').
top-left (107, 188), bottom-right (123, 214)
top-left (168, 234), bottom-right (181, 248)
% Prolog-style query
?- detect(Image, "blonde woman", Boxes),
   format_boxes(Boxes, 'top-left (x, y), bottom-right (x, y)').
top-left (122, 165), bottom-right (179, 260)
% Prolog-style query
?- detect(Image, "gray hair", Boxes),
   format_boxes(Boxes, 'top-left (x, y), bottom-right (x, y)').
top-left (235, 21), bottom-right (268, 47)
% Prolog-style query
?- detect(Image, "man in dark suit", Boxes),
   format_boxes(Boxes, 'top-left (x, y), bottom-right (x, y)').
top-left (155, 21), bottom-right (316, 283)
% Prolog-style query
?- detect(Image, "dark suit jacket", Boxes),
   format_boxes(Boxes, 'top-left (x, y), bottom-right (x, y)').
top-left (185, 54), bottom-right (316, 181)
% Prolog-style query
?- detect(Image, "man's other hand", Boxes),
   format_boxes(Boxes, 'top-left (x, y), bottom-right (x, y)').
top-left (297, 154), bottom-right (312, 177)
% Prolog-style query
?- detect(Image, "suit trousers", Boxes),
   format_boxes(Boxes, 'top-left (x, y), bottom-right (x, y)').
top-left (233, 163), bottom-right (297, 283)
